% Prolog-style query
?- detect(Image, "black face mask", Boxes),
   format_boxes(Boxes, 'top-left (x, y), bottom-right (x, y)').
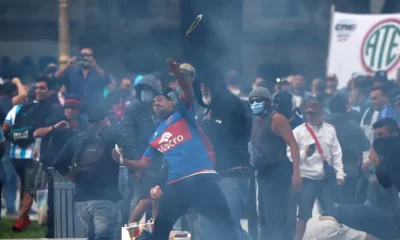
top-left (274, 91), bottom-right (294, 119)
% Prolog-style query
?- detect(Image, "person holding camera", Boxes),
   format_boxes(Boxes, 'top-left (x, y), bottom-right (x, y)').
top-left (55, 48), bottom-right (111, 107)
top-left (290, 99), bottom-right (345, 240)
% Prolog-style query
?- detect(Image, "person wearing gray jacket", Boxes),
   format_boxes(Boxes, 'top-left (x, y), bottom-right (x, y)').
top-left (122, 74), bottom-right (163, 223)
top-left (326, 92), bottom-right (370, 204)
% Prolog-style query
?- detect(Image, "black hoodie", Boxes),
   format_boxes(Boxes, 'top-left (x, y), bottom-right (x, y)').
top-left (193, 72), bottom-right (250, 172)
top-left (274, 91), bottom-right (304, 129)
top-left (374, 136), bottom-right (400, 192)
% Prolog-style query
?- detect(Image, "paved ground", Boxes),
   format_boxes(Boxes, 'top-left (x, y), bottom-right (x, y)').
top-left (2, 193), bottom-right (321, 240)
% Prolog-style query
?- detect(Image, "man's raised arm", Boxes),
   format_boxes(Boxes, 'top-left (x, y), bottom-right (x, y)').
top-left (166, 59), bottom-right (194, 103)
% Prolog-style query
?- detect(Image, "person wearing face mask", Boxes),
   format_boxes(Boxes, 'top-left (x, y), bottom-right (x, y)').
top-left (272, 90), bottom-right (304, 239)
top-left (191, 70), bottom-right (251, 240)
top-left (249, 87), bottom-right (302, 240)
top-left (370, 118), bottom-right (400, 193)
top-left (274, 90), bottom-right (304, 129)
top-left (122, 74), bottom-right (163, 224)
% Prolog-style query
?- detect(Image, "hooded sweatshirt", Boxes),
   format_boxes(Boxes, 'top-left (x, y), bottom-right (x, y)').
top-left (326, 112), bottom-right (370, 177)
top-left (274, 91), bottom-right (304, 129)
top-left (123, 75), bottom-right (162, 162)
top-left (193, 71), bottom-right (250, 172)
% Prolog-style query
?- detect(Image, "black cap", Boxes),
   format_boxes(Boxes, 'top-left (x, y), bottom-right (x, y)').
top-left (374, 71), bottom-right (388, 82)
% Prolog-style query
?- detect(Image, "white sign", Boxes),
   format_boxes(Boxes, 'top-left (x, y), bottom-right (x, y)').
top-left (328, 12), bottom-right (400, 87)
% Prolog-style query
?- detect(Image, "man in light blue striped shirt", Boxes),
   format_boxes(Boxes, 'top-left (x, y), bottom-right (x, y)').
top-left (5, 105), bottom-right (35, 159)
top-left (3, 103), bottom-right (37, 232)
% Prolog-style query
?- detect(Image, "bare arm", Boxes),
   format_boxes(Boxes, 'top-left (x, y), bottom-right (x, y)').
top-left (11, 78), bottom-right (27, 106)
top-left (368, 146), bottom-right (381, 167)
top-left (2, 122), bottom-right (10, 134)
top-left (34, 121), bottom-right (69, 138)
top-left (273, 114), bottom-right (301, 174)
top-left (94, 65), bottom-right (106, 78)
top-left (121, 158), bottom-right (151, 170)
top-left (365, 234), bottom-right (380, 240)
top-left (111, 148), bottom-right (151, 170)
top-left (34, 126), bottom-right (53, 138)
top-left (167, 59), bottom-right (194, 103)
top-left (55, 57), bottom-right (76, 79)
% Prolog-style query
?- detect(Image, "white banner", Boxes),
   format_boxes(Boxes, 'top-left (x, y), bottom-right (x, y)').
top-left (328, 12), bottom-right (400, 87)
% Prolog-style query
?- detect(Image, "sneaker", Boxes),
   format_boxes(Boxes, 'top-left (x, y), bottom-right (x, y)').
top-left (12, 219), bottom-right (24, 232)
top-left (23, 216), bottom-right (31, 227)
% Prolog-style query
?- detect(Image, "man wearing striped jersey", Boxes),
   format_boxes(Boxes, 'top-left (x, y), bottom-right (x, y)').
top-left (2, 99), bottom-right (37, 232)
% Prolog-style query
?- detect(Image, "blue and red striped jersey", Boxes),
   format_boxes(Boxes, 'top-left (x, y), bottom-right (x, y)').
top-left (142, 95), bottom-right (216, 184)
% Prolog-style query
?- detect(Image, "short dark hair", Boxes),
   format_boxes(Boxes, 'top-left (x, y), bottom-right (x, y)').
top-left (0, 81), bottom-right (17, 96)
top-left (329, 92), bottom-right (348, 113)
top-left (371, 86), bottom-right (388, 96)
top-left (354, 76), bottom-right (373, 95)
top-left (87, 105), bottom-right (107, 123)
top-left (372, 118), bottom-right (400, 134)
top-left (36, 74), bottom-right (56, 90)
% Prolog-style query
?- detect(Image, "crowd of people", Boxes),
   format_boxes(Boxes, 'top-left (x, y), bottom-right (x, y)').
top-left (0, 47), bottom-right (400, 240)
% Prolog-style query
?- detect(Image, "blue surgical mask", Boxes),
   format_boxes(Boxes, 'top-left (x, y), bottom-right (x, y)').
top-left (140, 90), bottom-right (154, 103)
top-left (251, 102), bottom-right (265, 115)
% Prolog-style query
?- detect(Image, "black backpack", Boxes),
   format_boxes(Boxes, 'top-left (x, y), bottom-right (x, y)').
top-left (9, 103), bottom-right (37, 148)
top-left (71, 126), bottom-right (106, 184)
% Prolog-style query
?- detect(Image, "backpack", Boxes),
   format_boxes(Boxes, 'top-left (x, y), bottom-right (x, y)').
top-left (9, 103), bottom-right (37, 148)
top-left (70, 126), bottom-right (106, 184)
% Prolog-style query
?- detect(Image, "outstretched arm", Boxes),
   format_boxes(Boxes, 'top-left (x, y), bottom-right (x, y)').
top-left (166, 59), bottom-right (194, 103)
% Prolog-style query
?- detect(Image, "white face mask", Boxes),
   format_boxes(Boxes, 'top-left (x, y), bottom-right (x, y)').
top-left (202, 95), bottom-right (212, 105)
top-left (140, 90), bottom-right (154, 103)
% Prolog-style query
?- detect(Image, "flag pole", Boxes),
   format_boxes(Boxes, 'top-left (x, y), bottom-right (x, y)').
top-left (326, 4), bottom-right (336, 75)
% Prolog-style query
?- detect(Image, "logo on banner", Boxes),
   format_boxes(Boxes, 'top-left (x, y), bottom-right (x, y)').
top-left (335, 19), bottom-right (356, 42)
top-left (361, 19), bottom-right (400, 73)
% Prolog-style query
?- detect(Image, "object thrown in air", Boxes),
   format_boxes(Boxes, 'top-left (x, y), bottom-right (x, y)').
top-left (186, 14), bottom-right (203, 37)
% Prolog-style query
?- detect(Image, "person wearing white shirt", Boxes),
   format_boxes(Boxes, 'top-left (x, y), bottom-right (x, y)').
top-left (290, 99), bottom-right (345, 240)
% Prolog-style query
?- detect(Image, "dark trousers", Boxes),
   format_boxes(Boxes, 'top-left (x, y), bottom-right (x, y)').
top-left (336, 176), bottom-right (359, 204)
top-left (152, 174), bottom-right (237, 240)
top-left (257, 161), bottom-right (292, 240)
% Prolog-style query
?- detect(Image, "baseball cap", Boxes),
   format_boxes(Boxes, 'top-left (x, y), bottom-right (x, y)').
top-left (63, 95), bottom-right (82, 109)
top-left (180, 63), bottom-right (196, 79)
top-left (374, 71), bottom-right (388, 82)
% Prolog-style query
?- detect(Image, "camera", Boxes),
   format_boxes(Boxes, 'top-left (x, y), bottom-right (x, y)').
top-left (77, 56), bottom-right (90, 67)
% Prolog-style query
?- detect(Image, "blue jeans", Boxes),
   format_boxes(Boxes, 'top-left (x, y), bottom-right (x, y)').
top-left (192, 176), bottom-right (252, 240)
top-left (76, 200), bottom-right (121, 240)
top-left (0, 143), bottom-right (17, 213)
